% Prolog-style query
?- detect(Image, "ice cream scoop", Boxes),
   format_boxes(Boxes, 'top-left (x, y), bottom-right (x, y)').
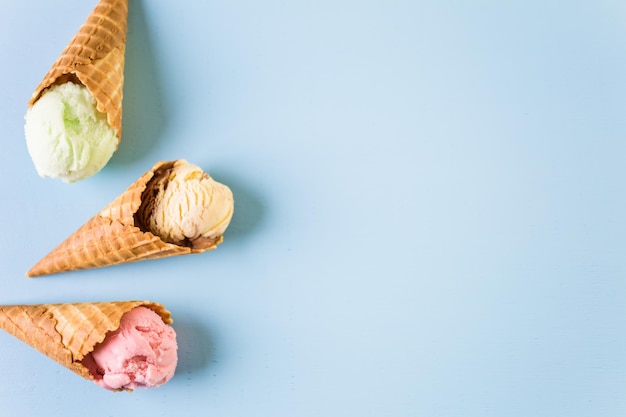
top-left (24, 82), bottom-right (118, 182)
top-left (137, 160), bottom-right (234, 248)
top-left (81, 306), bottom-right (178, 391)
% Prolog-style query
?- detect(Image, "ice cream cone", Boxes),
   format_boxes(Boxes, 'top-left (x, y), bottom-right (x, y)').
top-left (28, 0), bottom-right (128, 141)
top-left (26, 160), bottom-right (225, 277)
top-left (0, 301), bottom-right (172, 382)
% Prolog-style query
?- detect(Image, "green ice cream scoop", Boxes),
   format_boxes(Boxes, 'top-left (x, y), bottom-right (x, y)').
top-left (24, 82), bottom-right (118, 183)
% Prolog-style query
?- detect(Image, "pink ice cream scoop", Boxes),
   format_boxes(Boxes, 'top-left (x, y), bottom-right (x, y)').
top-left (81, 306), bottom-right (178, 390)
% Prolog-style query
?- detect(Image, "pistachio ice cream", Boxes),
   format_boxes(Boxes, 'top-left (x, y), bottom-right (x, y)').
top-left (24, 0), bottom-right (128, 182)
top-left (24, 82), bottom-right (118, 183)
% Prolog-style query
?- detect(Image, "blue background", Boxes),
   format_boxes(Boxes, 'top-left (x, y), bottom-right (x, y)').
top-left (1, 0), bottom-right (625, 416)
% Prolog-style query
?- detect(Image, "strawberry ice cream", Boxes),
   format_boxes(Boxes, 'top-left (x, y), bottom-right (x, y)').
top-left (81, 306), bottom-right (178, 391)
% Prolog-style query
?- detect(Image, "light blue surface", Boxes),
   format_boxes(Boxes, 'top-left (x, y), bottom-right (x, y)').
top-left (0, 0), bottom-right (625, 416)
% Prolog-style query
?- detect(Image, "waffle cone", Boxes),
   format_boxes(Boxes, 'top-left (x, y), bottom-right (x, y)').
top-left (27, 160), bottom-right (224, 277)
top-left (0, 301), bottom-right (172, 381)
top-left (28, 0), bottom-right (128, 140)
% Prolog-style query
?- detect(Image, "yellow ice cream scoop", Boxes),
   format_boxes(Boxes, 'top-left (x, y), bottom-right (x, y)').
top-left (139, 160), bottom-right (234, 247)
